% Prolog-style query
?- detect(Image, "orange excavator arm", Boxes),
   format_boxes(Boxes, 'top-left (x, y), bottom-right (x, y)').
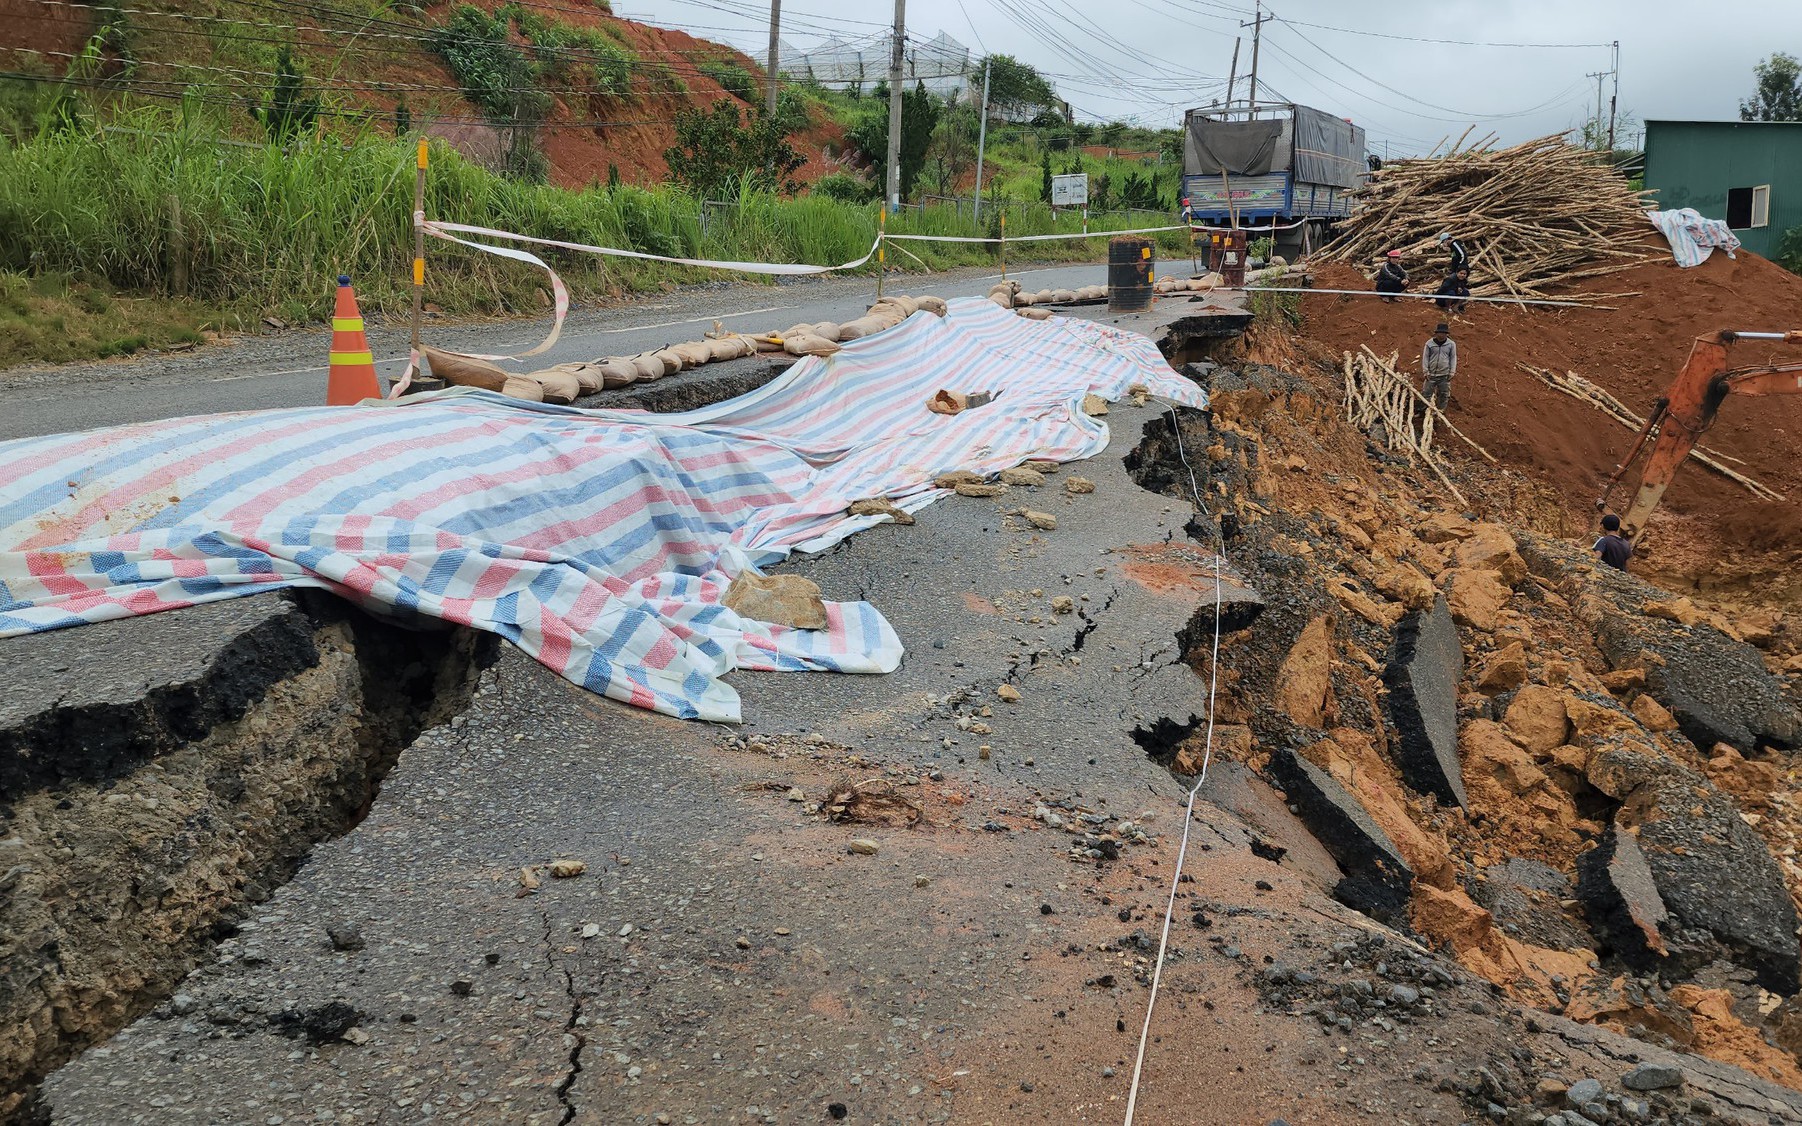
top-left (1599, 330), bottom-right (1802, 542)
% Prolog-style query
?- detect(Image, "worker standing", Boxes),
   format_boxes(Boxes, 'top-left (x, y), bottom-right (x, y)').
top-left (1375, 250), bottom-right (1409, 302)
top-left (1421, 323), bottom-right (1457, 410)
top-left (1593, 514), bottom-right (1633, 570)
top-left (1438, 231), bottom-right (1469, 274)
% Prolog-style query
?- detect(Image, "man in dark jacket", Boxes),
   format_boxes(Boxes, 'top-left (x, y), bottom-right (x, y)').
top-left (1439, 231), bottom-right (1469, 273)
top-left (1435, 268), bottom-right (1471, 314)
top-left (1594, 514), bottom-right (1633, 570)
top-left (1375, 251), bottom-right (1408, 302)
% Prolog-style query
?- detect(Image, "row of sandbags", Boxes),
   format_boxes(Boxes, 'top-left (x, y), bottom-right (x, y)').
top-left (985, 274), bottom-right (1231, 309)
top-left (422, 294), bottom-right (950, 404)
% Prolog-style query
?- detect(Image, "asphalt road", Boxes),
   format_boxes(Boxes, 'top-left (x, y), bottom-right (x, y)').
top-left (0, 261), bottom-right (1129, 443)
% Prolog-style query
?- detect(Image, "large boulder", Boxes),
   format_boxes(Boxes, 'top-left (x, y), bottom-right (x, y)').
top-left (1273, 614), bottom-right (1335, 728)
top-left (1443, 568), bottom-right (1512, 631)
top-left (1383, 595), bottom-right (1466, 807)
top-left (1452, 524), bottom-right (1528, 587)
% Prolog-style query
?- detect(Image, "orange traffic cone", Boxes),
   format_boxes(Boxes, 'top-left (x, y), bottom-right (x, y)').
top-left (327, 275), bottom-right (382, 405)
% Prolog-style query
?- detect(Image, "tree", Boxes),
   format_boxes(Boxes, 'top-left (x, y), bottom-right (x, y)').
top-left (923, 105), bottom-right (977, 197)
top-left (665, 101), bottom-right (803, 199)
top-left (1741, 53), bottom-right (1802, 121)
top-left (252, 44), bottom-right (320, 142)
top-left (1039, 150), bottom-right (1053, 203)
top-left (1117, 171), bottom-right (1164, 211)
top-left (979, 54), bottom-right (1057, 120)
top-left (848, 83), bottom-right (941, 202)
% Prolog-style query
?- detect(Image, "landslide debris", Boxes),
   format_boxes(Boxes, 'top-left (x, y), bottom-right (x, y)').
top-left (1133, 340), bottom-right (1802, 1088)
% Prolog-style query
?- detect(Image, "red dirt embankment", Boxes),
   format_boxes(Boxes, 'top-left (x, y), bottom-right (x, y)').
top-left (1299, 253), bottom-right (1802, 596)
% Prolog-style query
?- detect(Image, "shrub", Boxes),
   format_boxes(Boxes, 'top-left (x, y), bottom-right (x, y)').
top-left (700, 60), bottom-right (760, 103)
top-left (812, 172), bottom-right (875, 203)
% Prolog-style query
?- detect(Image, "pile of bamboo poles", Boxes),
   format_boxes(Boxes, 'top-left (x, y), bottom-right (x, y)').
top-left (1519, 363), bottom-right (1786, 501)
top-left (1321, 134), bottom-right (1662, 301)
top-left (1343, 346), bottom-right (1495, 505)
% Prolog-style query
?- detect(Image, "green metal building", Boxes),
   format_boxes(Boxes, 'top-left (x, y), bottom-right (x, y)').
top-left (1643, 120), bottom-right (1802, 258)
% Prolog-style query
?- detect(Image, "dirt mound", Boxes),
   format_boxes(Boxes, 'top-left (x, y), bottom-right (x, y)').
top-left (1299, 253), bottom-right (1802, 597)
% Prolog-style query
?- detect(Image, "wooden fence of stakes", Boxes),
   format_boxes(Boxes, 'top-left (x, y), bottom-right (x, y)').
top-left (1343, 346), bottom-right (1496, 506)
top-left (1519, 363), bottom-right (1785, 501)
top-left (1320, 132), bottom-right (1663, 304)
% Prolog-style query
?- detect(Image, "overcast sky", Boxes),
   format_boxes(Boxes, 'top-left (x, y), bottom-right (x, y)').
top-left (622, 0), bottom-right (1801, 155)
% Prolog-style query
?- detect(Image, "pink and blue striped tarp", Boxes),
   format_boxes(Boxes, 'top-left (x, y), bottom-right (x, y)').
top-left (0, 298), bottom-right (1205, 721)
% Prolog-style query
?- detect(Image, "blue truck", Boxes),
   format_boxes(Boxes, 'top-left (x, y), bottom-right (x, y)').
top-left (1181, 103), bottom-right (1368, 257)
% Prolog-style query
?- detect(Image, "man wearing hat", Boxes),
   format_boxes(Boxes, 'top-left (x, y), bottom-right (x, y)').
top-left (1422, 322), bottom-right (1457, 410)
top-left (1375, 250), bottom-right (1408, 302)
top-left (1438, 231), bottom-right (1469, 274)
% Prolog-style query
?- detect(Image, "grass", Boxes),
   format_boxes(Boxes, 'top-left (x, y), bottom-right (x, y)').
top-left (0, 272), bottom-right (209, 368)
top-left (0, 104), bottom-right (1193, 369)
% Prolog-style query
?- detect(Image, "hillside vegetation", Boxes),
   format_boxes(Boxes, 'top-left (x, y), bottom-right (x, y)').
top-left (0, 1), bottom-right (1188, 368)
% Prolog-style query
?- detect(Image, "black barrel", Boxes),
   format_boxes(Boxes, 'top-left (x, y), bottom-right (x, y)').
top-left (1107, 236), bottom-right (1155, 312)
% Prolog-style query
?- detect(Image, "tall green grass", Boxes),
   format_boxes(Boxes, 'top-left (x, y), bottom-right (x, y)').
top-left (0, 104), bottom-right (1192, 327)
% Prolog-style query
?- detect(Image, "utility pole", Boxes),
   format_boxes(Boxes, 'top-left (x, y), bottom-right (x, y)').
top-left (1606, 40), bottom-right (1620, 155)
top-left (973, 56), bottom-right (991, 222)
top-left (1241, 1), bottom-right (1269, 116)
top-left (765, 0), bottom-right (781, 117)
top-left (1586, 70), bottom-right (1607, 151)
top-left (1223, 36), bottom-right (1240, 112)
top-left (885, 0), bottom-right (906, 212)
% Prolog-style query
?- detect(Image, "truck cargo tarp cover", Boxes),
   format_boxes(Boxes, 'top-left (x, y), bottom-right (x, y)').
top-left (1292, 106), bottom-right (1366, 189)
top-left (1186, 116), bottom-right (1285, 176)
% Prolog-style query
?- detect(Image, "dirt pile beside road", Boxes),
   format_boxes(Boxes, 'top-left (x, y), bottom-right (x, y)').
top-left (1296, 254), bottom-right (1802, 600)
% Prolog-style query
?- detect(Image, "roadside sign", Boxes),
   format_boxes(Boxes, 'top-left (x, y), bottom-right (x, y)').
top-left (1051, 173), bottom-right (1089, 207)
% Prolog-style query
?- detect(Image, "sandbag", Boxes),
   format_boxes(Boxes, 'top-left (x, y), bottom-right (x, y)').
top-left (629, 354), bottom-right (664, 381)
top-left (424, 346), bottom-right (509, 393)
top-left (838, 315), bottom-right (890, 340)
top-left (886, 295), bottom-right (920, 316)
top-left (1013, 291), bottom-right (1038, 306)
top-left (988, 294), bottom-right (1012, 309)
top-left (748, 333), bottom-right (785, 353)
top-left (596, 360), bottom-right (639, 388)
top-left (651, 349), bottom-right (684, 375)
top-left (782, 323), bottom-right (815, 339)
top-left (549, 362), bottom-right (603, 395)
top-left (672, 342), bottom-right (713, 367)
top-left (1033, 289), bottom-right (1055, 304)
top-left (811, 321), bottom-right (842, 341)
top-left (1051, 289), bottom-right (1077, 304)
top-left (706, 337), bottom-right (746, 362)
top-left (1017, 307), bottom-right (1053, 321)
top-left (927, 389), bottom-right (967, 415)
top-left (499, 375), bottom-right (544, 401)
top-left (522, 368), bottom-right (581, 405)
top-left (914, 296), bottom-right (948, 316)
top-left (783, 333), bottom-right (841, 357)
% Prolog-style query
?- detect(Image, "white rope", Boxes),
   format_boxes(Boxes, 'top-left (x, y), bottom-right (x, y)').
top-left (1122, 403), bottom-right (1225, 1125)
top-left (883, 223), bottom-right (1188, 245)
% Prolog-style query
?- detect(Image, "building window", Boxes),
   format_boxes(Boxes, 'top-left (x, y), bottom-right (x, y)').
top-left (1727, 184), bottom-right (1771, 229)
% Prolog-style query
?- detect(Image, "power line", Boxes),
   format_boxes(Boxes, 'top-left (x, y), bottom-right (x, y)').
top-left (1271, 16), bottom-right (1610, 49)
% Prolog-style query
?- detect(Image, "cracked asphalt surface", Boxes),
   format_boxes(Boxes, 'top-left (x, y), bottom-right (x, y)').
top-left (46, 383), bottom-right (1802, 1124)
top-left (29, 307), bottom-right (1802, 1124)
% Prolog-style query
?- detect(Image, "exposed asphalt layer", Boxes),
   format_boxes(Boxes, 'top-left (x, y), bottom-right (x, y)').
top-left (0, 261), bottom-right (1123, 442)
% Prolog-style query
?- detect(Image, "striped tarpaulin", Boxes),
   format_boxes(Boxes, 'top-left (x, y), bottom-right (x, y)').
top-left (1647, 208), bottom-right (1741, 269)
top-left (0, 298), bottom-right (1206, 721)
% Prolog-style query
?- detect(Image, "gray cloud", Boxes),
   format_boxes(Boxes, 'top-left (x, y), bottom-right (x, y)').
top-left (628, 0), bottom-right (1801, 155)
